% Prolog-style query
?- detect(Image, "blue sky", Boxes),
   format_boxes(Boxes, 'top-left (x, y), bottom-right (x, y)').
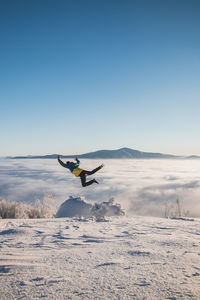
top-left (1, 0), bottom-right (200, 156)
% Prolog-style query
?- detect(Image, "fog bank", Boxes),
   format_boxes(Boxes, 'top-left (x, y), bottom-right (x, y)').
top-left (0, 158), bottom-right (200, 217)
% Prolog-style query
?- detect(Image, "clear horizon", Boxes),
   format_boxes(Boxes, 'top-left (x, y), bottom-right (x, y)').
top-left (1, 1), bottom-right (200, 156)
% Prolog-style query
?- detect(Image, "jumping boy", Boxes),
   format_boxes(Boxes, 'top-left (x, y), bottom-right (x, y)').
top-left (57, 155), bottom-right (104, 187)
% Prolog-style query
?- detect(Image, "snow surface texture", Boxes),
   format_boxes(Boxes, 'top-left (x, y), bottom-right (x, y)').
top-left (0, 216), bottom-right (200, 299)
top-left (1, 158), bottom-right (200, 218)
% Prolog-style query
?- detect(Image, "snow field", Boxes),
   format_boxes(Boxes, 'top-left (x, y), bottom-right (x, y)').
top-left (0, 216), bottom-right (200, 299)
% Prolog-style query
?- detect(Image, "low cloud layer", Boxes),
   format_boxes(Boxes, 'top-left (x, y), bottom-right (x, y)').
top-left (0, 158), bottom-right (200, 217)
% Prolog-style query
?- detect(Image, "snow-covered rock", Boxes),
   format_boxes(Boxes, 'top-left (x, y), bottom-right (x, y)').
top-left (55, 196), bottom-right (124, 219)
top-left (55, 196), bottom-right (92, 218)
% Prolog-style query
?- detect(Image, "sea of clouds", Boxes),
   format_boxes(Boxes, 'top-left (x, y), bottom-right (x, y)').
top-left (0, 158), bottom-right (200, 218)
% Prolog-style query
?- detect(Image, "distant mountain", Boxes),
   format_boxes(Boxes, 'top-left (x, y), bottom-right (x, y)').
top-left (9, 147), bottom-right (182, 159)
top-left (69, 147), bottom-right (177, 159)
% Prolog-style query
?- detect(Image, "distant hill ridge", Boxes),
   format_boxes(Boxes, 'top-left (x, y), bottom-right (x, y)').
top-left (8, 147), bottom-right (200, 159)
top-left (70, 147), bottom-right (176, 159)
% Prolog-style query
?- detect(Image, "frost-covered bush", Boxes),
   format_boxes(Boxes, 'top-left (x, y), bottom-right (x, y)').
top-left (165, 198), bottom-right (190, 219)
top-left (0, 194), bottom-right (56, 219)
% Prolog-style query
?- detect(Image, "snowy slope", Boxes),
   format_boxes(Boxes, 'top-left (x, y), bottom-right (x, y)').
top-left (0, 216), bottom-right (200, 299)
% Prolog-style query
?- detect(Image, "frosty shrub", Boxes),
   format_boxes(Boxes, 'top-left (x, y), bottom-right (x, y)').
top-left (165, 198), bottom-right (190, 219)
top-left (0, 194), bottom-right (56, 219)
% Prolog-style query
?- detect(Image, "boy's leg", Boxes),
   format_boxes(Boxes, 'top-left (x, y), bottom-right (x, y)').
top-left (79, 171), bottom-right (95, 187)
top-left (85, 165), bottom-right (104, 176)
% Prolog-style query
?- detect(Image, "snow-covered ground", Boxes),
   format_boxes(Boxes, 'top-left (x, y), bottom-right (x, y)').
top-left (0, 216), bottom-right (200, 299)
top-left (0, 158), bottom-right (200, 299)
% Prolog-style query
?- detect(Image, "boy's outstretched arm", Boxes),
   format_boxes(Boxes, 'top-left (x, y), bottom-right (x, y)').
top-left (74, 157), bottom-right (80, 167)
top-left (57, 155), bottom-right (67, 168)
